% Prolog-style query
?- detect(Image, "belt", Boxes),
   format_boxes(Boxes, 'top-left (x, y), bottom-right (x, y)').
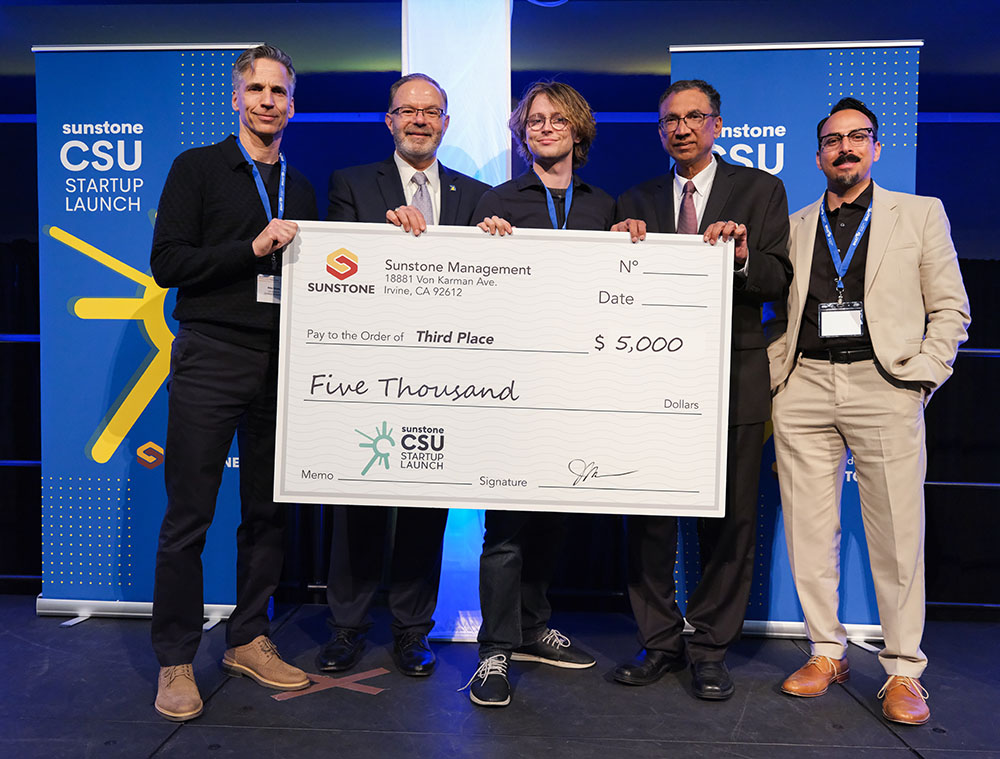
top-left (800, 347), bottom-right (874, 364)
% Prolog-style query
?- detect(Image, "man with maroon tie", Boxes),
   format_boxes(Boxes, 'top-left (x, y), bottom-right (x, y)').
top-left (611, 78), bottom-right (791, 700)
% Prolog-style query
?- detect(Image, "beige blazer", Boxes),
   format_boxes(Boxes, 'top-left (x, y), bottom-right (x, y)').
top-left (768, 183), bottom-right (971, 401)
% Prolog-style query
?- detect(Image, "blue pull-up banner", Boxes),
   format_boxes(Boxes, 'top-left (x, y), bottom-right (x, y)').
top-left (34, 45), bottom-right (250, 615)
top-left (670, 40), bottom-right (921, 636)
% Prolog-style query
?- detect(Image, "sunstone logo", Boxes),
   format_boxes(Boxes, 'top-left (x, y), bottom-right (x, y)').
top-left (327, 248), bottom-right (358, 280)
top-left (135, 441), bottom-right (241, 471)
top-left (136, 441), bottom-right (164, 469)
top-left (307, 247), bottom-right (375, 294)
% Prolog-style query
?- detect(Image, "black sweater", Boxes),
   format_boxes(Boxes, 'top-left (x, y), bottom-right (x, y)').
top-left (150, 135), bottom-right (317, 350)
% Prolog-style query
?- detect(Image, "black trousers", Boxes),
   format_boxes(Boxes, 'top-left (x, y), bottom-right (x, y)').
top-left (626, 423), bottom-right (764, 664)
top-left (478, 510), bottom-right (567, 657)
top-left (151, 328), bottom-right (285, 666)
top-left (326, 504), bottom-right (448, 636)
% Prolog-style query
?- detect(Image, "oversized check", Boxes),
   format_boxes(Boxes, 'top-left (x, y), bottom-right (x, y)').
top-left (274, 221), bottom-right (732, 517)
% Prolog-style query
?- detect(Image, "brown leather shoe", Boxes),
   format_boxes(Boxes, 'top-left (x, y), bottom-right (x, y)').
top-left (879, 676), bottom-right (930, 724)
top-left (781, 655), bottom-right (849, 697)
top-left (222, 635), bottom-right (310, 691)
top-left (154, 664), bottom-right (203, 722)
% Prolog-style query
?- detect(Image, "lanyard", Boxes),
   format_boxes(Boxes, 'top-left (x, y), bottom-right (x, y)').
top-left (819, 199), bottom-right (872, 301)
top-left (236, 137), bottom-right (286, 222)
top-left (538, 174), bottom-right (574, 230)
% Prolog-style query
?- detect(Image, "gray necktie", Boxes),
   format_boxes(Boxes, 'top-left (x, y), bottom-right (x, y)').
top-left (412, 171), bottom-right (433, 223)
top-left (677, 179), bottom-right (698, 234)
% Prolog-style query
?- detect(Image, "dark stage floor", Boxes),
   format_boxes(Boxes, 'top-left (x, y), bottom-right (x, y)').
top-left (1, 595), bottom-right (997, 758)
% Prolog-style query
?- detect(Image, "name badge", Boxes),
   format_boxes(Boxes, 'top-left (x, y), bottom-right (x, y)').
top-left (257, 274), bottom-right (281, 304)
top-left (818, 301), bottom-right (863, 338)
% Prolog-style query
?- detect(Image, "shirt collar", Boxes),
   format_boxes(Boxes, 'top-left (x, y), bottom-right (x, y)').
top-left (826, 179), bottom-right (874, 215)
top-left (223, 134), bottom-right (250, 171)
top-left (673, 154), bottom-right (718, 197)
top-left (515, 170), bottom-right (590, 193)
top-left (394, 152), bottom-right (440, 189)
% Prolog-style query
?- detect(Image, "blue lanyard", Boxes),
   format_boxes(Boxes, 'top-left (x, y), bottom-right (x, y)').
top-left (236, 137), bottom-right (286, 222)
top-left (819, 199), bottom-right (872, 295)
top-left (538, 173), bottom-right (574, 230)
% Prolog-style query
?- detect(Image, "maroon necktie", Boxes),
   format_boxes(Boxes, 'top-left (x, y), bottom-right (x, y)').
top-left (677, 180), bottom-right (697, 234)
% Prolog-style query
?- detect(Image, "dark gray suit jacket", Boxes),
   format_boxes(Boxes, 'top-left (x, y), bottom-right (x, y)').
top-left (616, 155), bottom-right (791, 425)
top-left (326, 156), bottom-right (489, 226)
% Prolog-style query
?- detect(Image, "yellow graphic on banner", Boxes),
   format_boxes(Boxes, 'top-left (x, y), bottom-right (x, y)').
top-left (47, 225), bottom-right (174, 464)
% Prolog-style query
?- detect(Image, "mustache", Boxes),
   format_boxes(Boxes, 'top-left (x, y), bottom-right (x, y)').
top-left (833, 153), bottom-right (861, 167)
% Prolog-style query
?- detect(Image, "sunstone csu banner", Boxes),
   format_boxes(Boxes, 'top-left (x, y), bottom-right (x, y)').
top-left (34, 45), bottom-right (252, 616)
top-left (671, 40), bottom-right (921, 636)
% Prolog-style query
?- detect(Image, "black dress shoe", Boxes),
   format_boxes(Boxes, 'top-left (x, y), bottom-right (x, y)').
top-left (392, 631), bottom-right (436, 676)
top-left (316, 628), bottom-right (365, 672)
top-left (691, 660), bottom-right (735, 700)
top-left (613, 648), bottom-right (686, 686)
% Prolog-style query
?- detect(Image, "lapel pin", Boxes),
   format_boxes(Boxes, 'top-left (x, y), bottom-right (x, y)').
top-left (449, 184), bottom-right (456, 192)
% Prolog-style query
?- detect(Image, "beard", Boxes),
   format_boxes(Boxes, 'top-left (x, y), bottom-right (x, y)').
top-left (393, 126), bottom-right (440, 165)
top-left (828, 153), bottom-right (862, 191)
top-left (830, 170), bottom-right (862, 192)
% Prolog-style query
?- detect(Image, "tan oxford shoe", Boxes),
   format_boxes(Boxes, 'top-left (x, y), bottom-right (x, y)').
top-left (781, 655), bottom-right (849, 697)
top-left (222, 635), bottom-right (310, 691)
top-left (879, 675), bottom-right (930, 725)
top-left (154, 664), bottom-right (203, 722)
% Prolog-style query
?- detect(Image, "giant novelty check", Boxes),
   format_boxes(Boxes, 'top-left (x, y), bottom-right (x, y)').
top-left (274, 221), bottom-right (732, 517)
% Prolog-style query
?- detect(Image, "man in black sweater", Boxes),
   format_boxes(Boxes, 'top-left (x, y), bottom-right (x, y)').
top-left (149, 44), bottom-right (317, 722)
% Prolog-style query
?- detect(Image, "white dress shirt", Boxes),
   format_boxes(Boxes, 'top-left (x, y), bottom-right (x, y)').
top-left (672, 154), bottom-right (718, 230)
top-left (673, 155), bottom-right (747, 273)
top-left (394, 152), bottom-right (442, 225)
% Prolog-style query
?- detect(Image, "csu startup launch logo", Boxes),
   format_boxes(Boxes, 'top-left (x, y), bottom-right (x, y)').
top-left (355, 421), bottom-right (446, 475)
top-left (326, 248), bottom-right (358, 280)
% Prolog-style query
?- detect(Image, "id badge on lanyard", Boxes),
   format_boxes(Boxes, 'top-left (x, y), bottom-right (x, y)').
top-left (236, 137), bottom-right (287, 304)
top-left (818, 301), bottom-right (863, 337)
top-left (817, 201), bottom-right (871, 338)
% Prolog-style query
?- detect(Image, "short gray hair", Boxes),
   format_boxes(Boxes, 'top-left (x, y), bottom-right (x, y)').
top-left (388, 73), bottom-right (448, 113)
top-left (232, 44), bottom-right (296, 95)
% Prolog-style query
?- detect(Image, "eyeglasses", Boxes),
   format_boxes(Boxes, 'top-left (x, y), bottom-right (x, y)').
top-left (819, 127), bottom-right (875, 151)
top-left (658, 111), bottom-right (718, 132)
top-left (389, 106), bottom-right (445, 120)
top-left (526, 114), bottom-right (570, 131)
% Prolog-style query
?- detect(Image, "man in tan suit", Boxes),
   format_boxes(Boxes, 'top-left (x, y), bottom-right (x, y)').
top-left (768, 98), bottom-right (970, 725)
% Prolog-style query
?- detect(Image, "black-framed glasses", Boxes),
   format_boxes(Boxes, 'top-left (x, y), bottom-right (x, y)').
top-left (389, 106), bottom-right (445, 120)
top-left (526, 114), bottom-right (570, 131)
top-left (819, 127), bottom-right (875, 151)
top-left (658, 111), bottom-right (718, 132)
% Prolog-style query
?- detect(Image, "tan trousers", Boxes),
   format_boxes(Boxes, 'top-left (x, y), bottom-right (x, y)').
top-left (772, 356), bottom-right (927, 677)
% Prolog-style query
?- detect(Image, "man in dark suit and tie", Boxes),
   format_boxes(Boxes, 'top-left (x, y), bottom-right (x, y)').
top-left (611, 79), bottom-right (791, 699)
top-left (319, 73), bottom-right (489, 677)
top-left (327, 73), bottom-right (489, 234)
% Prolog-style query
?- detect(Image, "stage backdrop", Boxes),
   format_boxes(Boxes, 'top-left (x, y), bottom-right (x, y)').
top-left (34, 44), bottom-right (251, 618)
top-left (33, 39), bottom-right (922, 640)
top-left (670, 40), bottom-right (921, 636)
